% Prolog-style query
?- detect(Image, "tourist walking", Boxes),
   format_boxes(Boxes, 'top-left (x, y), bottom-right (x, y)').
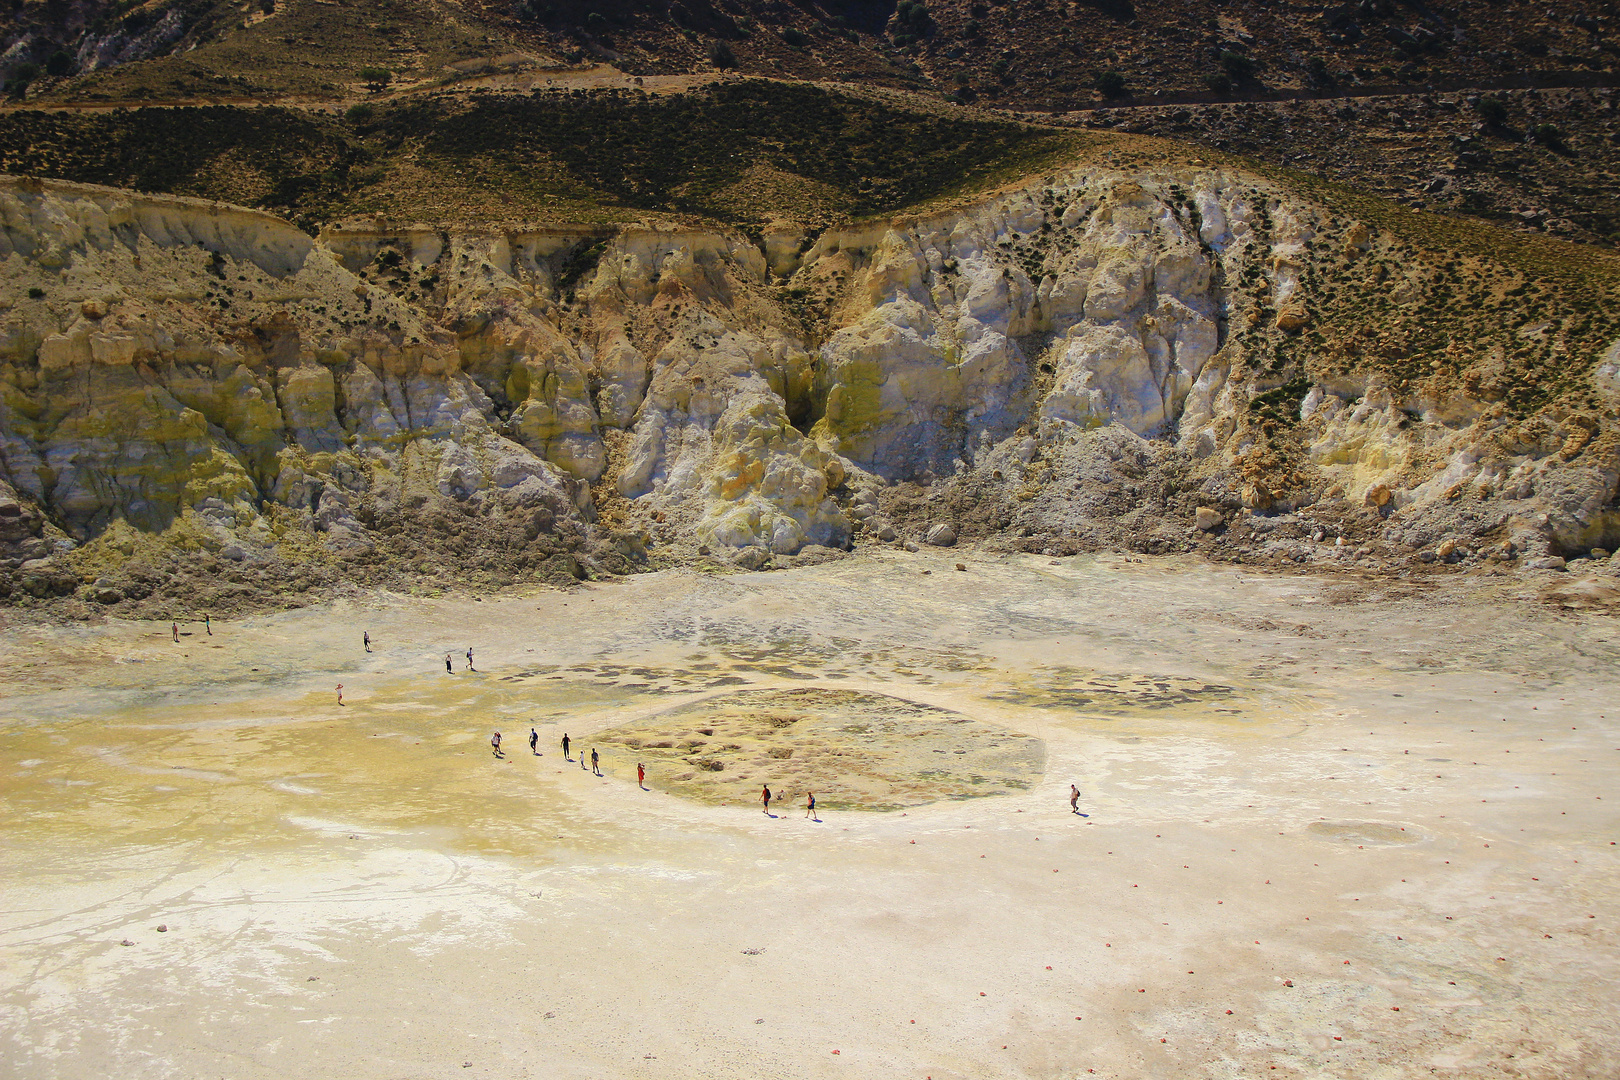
top-left (204, 614), bottom-right (211, 636)
top-left (491, 731), bottom-right (503, 758)
top-left (806, 792), bottom-right (817, 821)
top-left (363, 631), bottom-right (371, 652)
top-left (466, 648), bottom-right (474, 672)
top-left (172, 622), bottom-right (179, 643)
top-left (562, 733), bottom-right (571, 759)
top-left (336, 683), bottom-right (344, 706)
top-left (1070, 784), bottom-right (1089, 817)
top-left (529, 728), bottom-right (539, 755)
top-left (591, 748), bottom-right (601, 776)
top-left (761, 784), bottom-right (772, 815)
top-left (445, 653), bottom-right (453, 674)
top-left (637, 762), bottom-right (646, 789)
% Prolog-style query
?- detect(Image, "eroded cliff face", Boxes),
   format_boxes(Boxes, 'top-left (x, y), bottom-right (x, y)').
top-left (1, 168), bottom-right (1617, 612)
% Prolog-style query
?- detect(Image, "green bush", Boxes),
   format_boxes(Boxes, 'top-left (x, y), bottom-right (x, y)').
top-left (897, 1), bottom-right (931, 30)
top-left (1094, 69), bottom-right (1127, 97)
top-left (8, 62), bottom-right (40, 95)
top-left (1475, 96), bottom-right (1508, 126)
top-left (45, 50), bottom-right (73, 78)
top-left (1530, 123), bottom-right (1564, 150)
top-left (1219, 50), bottom-right (1257, 81)
top-left (1203, 72), bottom-right (1231, 94)
top-left (708, 41), bottom-right (737, 68)
top-left (782, 26), bottom-right (808, 48)
top-left (357, 67), bottom-right (392, 93)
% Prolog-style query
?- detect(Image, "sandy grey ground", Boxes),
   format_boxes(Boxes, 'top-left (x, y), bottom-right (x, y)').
top-left (1, 549), bottom-right (1616, 1079)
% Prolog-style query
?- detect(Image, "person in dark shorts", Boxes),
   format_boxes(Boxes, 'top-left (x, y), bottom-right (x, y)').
top-left (445, 653), bottom-right (453, 674)
top-left (562, 733), bottom-right (571, 759)
top-left (761, 785), bottom-right (772, 815)
top-left (204, 614), bottom-right (211, 636)
top-left (806, 792), bottom-right (817, 821)
top-left (591, 748), bottom-right (601, 776)
top-left (529, 728), bottom-right (539, 755)
top-left (363, 631), bottom-right (371, 652)
top-left (465, 648), bottom-right (474, 672)
top-left (1070, 784), bottom-right (1088, 817)
top-left (491, 732), bottom-right (504, 758)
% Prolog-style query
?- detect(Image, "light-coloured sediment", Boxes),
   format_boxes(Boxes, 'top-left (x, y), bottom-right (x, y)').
top-left (1, 550), bottom-right (1617, 1078)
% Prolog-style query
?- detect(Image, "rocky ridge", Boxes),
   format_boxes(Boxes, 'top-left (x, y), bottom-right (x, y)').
top-left (2, 166), bottom-right (1618, 617)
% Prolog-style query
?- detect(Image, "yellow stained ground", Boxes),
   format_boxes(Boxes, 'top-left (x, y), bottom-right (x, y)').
top-left (1, 549), bottom-right (1617, 1079)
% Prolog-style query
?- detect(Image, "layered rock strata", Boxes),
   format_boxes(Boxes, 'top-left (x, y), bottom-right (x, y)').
top-left (1, 168), bottom-right (1616, 612)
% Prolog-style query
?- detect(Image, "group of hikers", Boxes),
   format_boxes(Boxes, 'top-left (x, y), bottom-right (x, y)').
top-left (365, 630), bottom-right (1089, 819)
top-left (488, 729), bottom-right (824, 820)
top-left (759, 783), bottom-right (820, 821)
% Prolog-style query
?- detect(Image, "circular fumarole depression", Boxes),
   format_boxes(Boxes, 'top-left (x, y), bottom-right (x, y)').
top-left (594, 687), bottom-right (1046, 811)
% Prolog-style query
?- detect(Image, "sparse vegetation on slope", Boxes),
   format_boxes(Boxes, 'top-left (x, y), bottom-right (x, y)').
top-left (0, 81), bottom-right (1077, 228)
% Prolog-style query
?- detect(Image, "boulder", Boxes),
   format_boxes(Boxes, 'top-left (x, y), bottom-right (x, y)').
top-left (730, 547), bottom-right (772, 571)
top-left (1364, 483), bottom-right (1393, 508)
top-left (1275, 304), bottom-right (1310, 332)
top-left (1194, 506), bottom-right (1223, 531)
top-left (925, 523), bottom-right (957, 547)
top-left (1526, 555), bottom-right (1567, 571)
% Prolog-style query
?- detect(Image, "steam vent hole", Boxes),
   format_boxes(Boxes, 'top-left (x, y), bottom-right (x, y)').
top-left (595, 687), bottom-right (1045, 811)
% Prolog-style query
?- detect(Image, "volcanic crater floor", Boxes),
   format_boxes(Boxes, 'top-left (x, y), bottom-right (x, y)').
top-left (1, 549), bottom-right (1617, 1080)
top-left (595, 687), bottom-right (1045, 810)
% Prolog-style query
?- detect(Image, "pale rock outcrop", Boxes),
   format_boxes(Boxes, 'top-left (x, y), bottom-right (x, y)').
top-left (812, 173), bottom-right (1223, 478)
top-left (3, 164), bottom-right (1618, 581)
top-left (617, 312), bottom-right (848, 553)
